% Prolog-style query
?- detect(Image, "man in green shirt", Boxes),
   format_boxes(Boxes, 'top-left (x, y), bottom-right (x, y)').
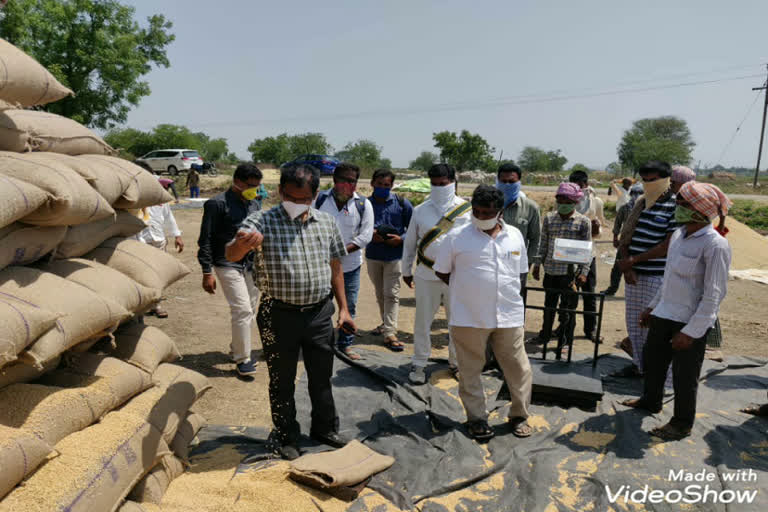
top-left (496, 163), bottom-right (541, 288)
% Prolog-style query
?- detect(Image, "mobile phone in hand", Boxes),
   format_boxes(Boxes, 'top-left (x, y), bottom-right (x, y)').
top-left (341, 321), bottom-right (357, 335)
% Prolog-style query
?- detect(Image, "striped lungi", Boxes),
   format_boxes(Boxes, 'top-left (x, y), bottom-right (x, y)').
top-left (625, 274), bottom-right (663, 372)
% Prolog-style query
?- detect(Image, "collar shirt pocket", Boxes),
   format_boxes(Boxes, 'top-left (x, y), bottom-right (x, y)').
top-left (675, 253), bottom-right (703, 277)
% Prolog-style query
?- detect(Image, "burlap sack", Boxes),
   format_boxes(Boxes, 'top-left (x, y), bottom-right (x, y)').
top-left (0, 380), bottom-right (114, 445)
top-left (43, 353), bottom-right (153, 407)
top-left (80, 155), bottom-right (174, 208)
top-left (0, 266), bottom-right (130, 367)
top-left (101, 324), bottom-right (181, 374)
top-left (0, 223), bottom-right (67, 271)
top-left (117, 501), bottom-right (162, 512)
top-left (42, 258), bottom-right (161, 315)
top-left (289, 440), bottom-right (395, 489)
top-left (0, 412), bottom-right (170, 512)
top-left (0, 151), bottom-right (115, 226)
top-left (0, 356), bottom-right (60, 390)
top-left (0, 425), bottom-right (55, 499)
top-left (0, 296), bottom-right (59, 368)
top-left (21, 152), bottom-right (132, 205)
top-left (0, 99), bottom-right (19, 111)
top-left (128, 454), bottom-right (185, 504)
top-left (84, 238), bottom-right (191, 290)
top-left (0, 174), bottom-right (49, 229)
top-left (56, 211), bottom-right (146, 259)
top-left (0, 109), bottom-right (112, 155)
top-left (0, 38), bottom-right (73, 107)
top-left (153, 364), bottom-right (211, 400)
top-left (169, 411), bottom-right (206, 460)
top-left (119, 383), bottom-right (200, 445)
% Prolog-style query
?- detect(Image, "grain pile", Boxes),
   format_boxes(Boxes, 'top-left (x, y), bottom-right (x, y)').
top-left (0, 37), bottom-right (202, 511)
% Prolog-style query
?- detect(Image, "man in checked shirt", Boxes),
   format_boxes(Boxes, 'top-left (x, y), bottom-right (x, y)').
top-left (226, 163), bottom-right (356, 460)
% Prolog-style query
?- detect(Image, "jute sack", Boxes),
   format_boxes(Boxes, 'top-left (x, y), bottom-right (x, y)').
top-left (0, 296), bottom-right (59, 368)
top-left (21, 152), bottom-right (130, 205)
top-left (117, 501), bottom-right (162, 512)
top-left (0, 425), bottom-right (55, 499)
top-left (0, 99), bottom-right (20, 111)
top-left (169, 411), bottom-right (207, 460)
top-left (128, 454), bottom-right (185, 504)
top-left (153, 363), bottom-right (211, 400)
top-left (0, 266), bottom-right (130, 367)
top-left (56, 211), bottom-right (146, 259)
top-left (0, 151), bottom-right (115, 226)
top-left (0, 174), bottom-right (49, 229)
top-left (119, 386), bottom-right (194, 445)
top-left (84, 238), bottom-right (191, 290)
top-left (0, 356), bottom-right (60, 390)
top-left (42, 258), bottom-right (161, 315)
top-left (43, 353), bottom-right (153, 407)
top-left (0, 380), bottom-right (114, 446)
top-left (0, 222), bottom-right (67, 271)
top-left (0, 38), bottom-right (73, 107)
top-left (0, 109), bottom-right (112, 155)
top-left (102, 324), bottom-right (181, 373)
top-left (80, 155), bottom-right (174, 208)
top-left (0, 412), bottom-right (170, 512)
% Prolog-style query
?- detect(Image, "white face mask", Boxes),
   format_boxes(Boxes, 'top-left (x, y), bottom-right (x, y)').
top-left (471, 213), bottom-right (499, 231)
top-left (282, 201), bottom-right (310, 220)
top-left (430, 183), bottom-right (455, 210)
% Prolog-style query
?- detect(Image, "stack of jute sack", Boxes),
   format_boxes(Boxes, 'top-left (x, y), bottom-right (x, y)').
top-left (0, 38), bottom-right (208, 511)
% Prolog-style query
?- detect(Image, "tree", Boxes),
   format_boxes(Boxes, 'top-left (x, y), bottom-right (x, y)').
top-left (518, 146), bottom-right (568, 172)
top-left (0, 0), bottom-right (175, 129)
top-left (409, 151), bottom-right (438, 171)
top-left (335, 139), bottom-right (388, 167)
top-left (617, 116), bottom-right (695, 173)
top-left (606, 162), bottom-right (625, 175)
top-left (104, 127), bottom-right (155, 158)
top-left (432, 130), bottom-right (495, 171)
top-left (104, 124), bottom-right (229, 161)
top-left (247, 132), bottom-right (332, 165)
top-left (569, 163), bottom-right (590, 173)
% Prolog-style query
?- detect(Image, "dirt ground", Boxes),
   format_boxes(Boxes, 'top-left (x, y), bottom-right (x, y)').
top-left (148, 194), bottom-right (768, 428)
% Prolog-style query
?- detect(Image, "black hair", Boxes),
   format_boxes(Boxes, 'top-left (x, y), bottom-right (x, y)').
top-left (371, 168), bottom-right (396, 183)
top-left (568, 170), bottom-right (589, 184)
top-left (233, 163), bottom-right (263, 182)
top-left (334, 162), bottom-right (361, 180)
top-left (497, 163), bottom-right (522, 179)
top-left (471, 184), bottom-right (504, 210)
top-left (428, 163), bottom-right (456, 181)
top-left (280, 163), bottom-right (320, 194)
top-left (638, 160), bottom-right (672, 178)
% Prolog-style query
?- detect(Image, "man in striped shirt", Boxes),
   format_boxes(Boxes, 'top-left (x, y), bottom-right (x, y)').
top-left (614, 161), bottom-right (677, 378)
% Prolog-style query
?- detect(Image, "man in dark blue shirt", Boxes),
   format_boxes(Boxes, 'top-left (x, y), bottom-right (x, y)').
top-left (197, 163), bottom-right (265, 376)
top-left (365, 168), bottom-right (413, 351)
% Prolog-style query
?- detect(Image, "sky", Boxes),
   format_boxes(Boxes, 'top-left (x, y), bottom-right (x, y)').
top-left (125, 0), bottom-right (768, 169)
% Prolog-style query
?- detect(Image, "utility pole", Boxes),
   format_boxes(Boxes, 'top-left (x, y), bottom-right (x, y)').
top-left (752, 64), bottom-right (768, 188)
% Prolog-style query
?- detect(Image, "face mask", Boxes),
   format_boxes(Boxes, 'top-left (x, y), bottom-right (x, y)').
top-left (674, 205), bottom-right (707, 224)
top-left (496, 180), bottom-right (521, 206)
top-left (282, 201), bottom-right (310, 220)
top-left (430, 183), bottom-right (455, 210)
top-left (557, 203), bottom-right (576, 215)
top-left (241, 187), bottom-right (261, 201)
top-left (642, 177), bottom-right (670, 209)
top-left (334, 182), bottom-right (356, 201)
top-left (373, 187), bottom-right (391, 199)
top-left (471, 213), bottom-right (499, 231)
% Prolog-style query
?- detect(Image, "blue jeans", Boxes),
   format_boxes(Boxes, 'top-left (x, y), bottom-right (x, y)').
top-left (190, 186), bottom-right (200, 198)
top-left (337, 266), bottom-right (361, 349)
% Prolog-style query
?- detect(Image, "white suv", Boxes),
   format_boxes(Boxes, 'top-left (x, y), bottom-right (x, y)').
top-left (135, 149), bottom-right (204, 175)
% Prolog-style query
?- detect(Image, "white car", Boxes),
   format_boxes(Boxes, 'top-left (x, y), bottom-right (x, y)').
top-left (135, 149), bottom-right (204, 175)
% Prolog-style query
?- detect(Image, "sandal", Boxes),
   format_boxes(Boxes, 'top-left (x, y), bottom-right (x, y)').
top-left (371, 325), bottom-right (385, 336)
top-left (609, 364), bottom-right (642, 378)
top-left (340, 348), bottom-right (363, 361)
top-left (509, 417), bottom-right (533, 438)
top-left (383, 337), bottom-right (405, 352)
top-left (741, 403), bottom-right (768, 417)
top-left (153, 306), bottom-right (169, 319)
top-left (649, 423), bottom-right (691, 441)
top-left (467, 420), bottom-right (495, 442)
top-left (620, 398), bottom-right (662, 414)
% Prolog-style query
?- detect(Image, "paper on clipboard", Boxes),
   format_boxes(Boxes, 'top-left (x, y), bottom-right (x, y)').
top-left (553, 238), bottom-right (593, 264)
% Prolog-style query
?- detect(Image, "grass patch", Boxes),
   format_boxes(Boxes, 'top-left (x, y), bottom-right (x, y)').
top-left (730, 199), bottom-right (768, 234)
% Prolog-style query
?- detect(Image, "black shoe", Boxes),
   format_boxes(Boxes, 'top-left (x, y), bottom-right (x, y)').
top-left (601, 288), bottom-right (617, 296)
top-left (277, 443), bottom-right (300, 460)
top-left (526, 335), bottom-right (549, 345)
top-left (584, 332), bottom-right (604, 344)
top-left (310, 431), bottom-right (347, 449)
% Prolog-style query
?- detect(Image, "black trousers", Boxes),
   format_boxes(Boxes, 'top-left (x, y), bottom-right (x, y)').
top-left (607, 258), bottom-right (623, 292)
top-left (581, 259), bottom-right (598, 335)
top-left (257, 296), bottom-right (339, 444)
top-left (540, 273), bottom-right (578, 346)
top-left (642, 316), bottom-right (708, 429)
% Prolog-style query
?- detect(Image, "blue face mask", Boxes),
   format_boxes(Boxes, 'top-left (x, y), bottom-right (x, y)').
top-left (496, 181), bottom-right (521, 206)
top-left (373, 187), bottom-right (391, 199)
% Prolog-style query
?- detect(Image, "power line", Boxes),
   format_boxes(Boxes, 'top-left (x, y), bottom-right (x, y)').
top-left (190, 73), bottom-right (764, 128)
top-left (715, 87), bottom-right (763, 165)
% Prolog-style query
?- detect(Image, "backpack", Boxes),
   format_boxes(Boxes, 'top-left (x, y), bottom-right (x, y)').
top-left (315, 190), bottom-right (367, 228)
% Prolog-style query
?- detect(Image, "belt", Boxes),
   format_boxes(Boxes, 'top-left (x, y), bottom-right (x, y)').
top-left (269, 294), bottom-right (332, 313)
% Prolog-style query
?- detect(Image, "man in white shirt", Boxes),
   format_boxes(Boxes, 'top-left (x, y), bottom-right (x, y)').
top-left (313, 162), bottom-right (374, 360)
top-left (623, 182), bottom-right (732, 441)
top-left (434, 185), bottom-right (533, 441)
top-left (402, 163), bottom-right (470, 384)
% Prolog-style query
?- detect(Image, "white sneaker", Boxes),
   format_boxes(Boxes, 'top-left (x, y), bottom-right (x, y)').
top-left (408, 366), bottom-right (427, 385)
